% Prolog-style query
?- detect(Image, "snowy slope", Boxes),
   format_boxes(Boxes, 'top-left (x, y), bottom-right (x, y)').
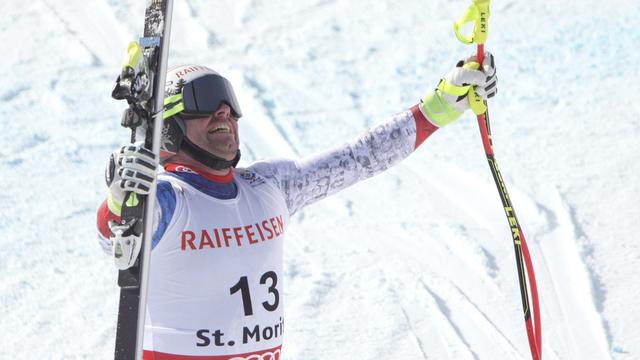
top-left (1, 0), bottom-right (639, 358)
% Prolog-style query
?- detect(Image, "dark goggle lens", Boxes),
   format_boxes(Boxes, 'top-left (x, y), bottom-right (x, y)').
top-left (181, 74), bottom-right (242, 118)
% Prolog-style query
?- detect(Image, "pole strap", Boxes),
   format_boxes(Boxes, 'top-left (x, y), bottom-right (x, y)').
top-left (453, 0), bottom-right (490, 45)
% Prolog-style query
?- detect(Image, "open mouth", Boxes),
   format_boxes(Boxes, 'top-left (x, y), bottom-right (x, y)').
top-left (208, 124), bottom-right (231, 134)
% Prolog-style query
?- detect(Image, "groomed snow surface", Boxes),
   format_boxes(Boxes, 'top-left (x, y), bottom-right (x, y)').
top-left (2, 0), bottom-right (639, 358)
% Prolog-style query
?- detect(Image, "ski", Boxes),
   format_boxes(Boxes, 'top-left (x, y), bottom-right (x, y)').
top-left (110, 1), bottom-right (174, 359)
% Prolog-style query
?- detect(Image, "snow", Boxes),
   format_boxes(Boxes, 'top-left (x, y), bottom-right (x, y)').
top-left (1, 0), bottom-right (639, 358)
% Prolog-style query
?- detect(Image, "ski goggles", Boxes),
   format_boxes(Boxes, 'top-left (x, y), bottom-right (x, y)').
top-left (164, 74), bottom-right (242, 119)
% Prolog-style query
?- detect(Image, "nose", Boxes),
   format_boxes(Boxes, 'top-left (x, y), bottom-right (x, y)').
top-left (213, 103), bottom-right (231, 120)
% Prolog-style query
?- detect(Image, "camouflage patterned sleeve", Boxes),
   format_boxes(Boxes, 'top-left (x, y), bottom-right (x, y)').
top-left (249, 106), bottom-right (438, 216)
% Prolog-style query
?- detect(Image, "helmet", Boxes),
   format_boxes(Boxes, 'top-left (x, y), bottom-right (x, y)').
top-left (161, 65), bottom-right (243, 169)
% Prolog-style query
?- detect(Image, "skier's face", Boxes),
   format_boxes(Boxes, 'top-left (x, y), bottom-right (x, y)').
top-left (183, 103), bottom-right (240, 162)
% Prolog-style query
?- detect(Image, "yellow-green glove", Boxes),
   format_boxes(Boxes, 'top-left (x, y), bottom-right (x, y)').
top-left (420, 52), bottom-right (497, 127)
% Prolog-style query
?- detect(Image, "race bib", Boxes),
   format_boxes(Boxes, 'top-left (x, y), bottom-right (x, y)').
top-left (144, 173), bottom-right (289, 357)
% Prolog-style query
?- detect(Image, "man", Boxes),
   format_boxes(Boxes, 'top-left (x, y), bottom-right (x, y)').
top-left (97, 54), bottom-right (497, 359)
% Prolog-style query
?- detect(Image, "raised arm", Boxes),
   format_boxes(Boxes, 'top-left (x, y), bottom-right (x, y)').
top-left (249, 53), bottom-right (497, 216)
top-left (248, 105), bottom-right (436, 216)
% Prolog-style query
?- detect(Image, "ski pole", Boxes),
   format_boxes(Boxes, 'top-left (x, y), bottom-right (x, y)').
top-left (452, 1), bottom-right (542, 358)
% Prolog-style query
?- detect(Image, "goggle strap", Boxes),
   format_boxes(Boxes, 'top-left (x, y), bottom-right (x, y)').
top-left (163, 94), bottom-right (184, 119)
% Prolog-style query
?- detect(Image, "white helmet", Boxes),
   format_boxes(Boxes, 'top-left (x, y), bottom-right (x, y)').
top-left (161, 65), bottom-right (242, 169)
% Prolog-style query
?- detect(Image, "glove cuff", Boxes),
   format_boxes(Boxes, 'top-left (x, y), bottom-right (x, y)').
top-left (419, 88), bottom-right (463, 127)
top-left (107, 191), bottom-right (123, 216)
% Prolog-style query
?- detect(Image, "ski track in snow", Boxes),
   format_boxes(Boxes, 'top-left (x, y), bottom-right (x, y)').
top-left (421, 278), bottom-right (523, 358)
top-left (418, 281), bottom-right (480, 360)
top-left (398, 306), bottom-right (429, 360)
top-left (532, 187), bottom-right (612, 358)
top-left (1, 0), bottom-right (639, 358)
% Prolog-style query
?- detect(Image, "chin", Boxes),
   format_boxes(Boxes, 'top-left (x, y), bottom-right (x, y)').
top-left (206, 144), bottom-right (238, 161)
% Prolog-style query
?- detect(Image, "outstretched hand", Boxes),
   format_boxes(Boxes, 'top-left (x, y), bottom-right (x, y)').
top-left (419, 52), bottom-right (497, 127)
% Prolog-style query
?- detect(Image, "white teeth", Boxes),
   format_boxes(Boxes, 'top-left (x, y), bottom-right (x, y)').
top-left (209, 124), bottom-right (230, 133)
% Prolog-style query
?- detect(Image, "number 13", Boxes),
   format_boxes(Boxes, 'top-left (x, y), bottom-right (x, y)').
top-left (229, 271), bottom-right (279, 316)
